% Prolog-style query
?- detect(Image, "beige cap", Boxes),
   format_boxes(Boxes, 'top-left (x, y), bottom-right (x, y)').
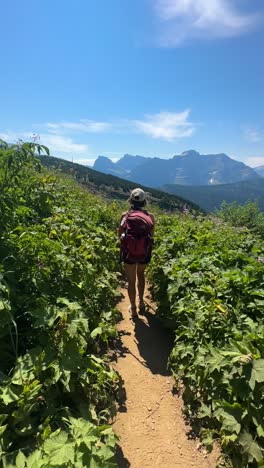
top-left (130, 188), bottom-right (146, 202)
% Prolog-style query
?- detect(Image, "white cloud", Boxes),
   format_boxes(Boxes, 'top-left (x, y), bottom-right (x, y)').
top-left (0, 131), bottom-right (89, 155)
top-left (44, 120), bottom-right (111, 133)
top-left (245, 156), bottom-right (264, 168)
top-left (35, 134), bottom-right (89, 154)
top-left (134, 109), bottom-right (195, 141)
top-left (1, 109), bottom-right (196, 155)
top-left (153, 0), bottom-right (261, 45)
top-left (39, 112), bottom-right (196, 142)
top-left (244, 127), bottom-right (263, 143)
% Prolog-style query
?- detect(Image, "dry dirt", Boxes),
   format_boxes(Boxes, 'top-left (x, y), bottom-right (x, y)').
top-left (111, 287), bottom-right (220, 468)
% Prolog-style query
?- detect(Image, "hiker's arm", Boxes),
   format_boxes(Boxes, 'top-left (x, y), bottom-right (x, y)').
top-left (118, 225), bottom-right (125, 238)
top-left (118, 213), bottom-right (126, 238)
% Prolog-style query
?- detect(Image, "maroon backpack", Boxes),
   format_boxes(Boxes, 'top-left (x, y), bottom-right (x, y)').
top-left (120, 210), bottom-right (154, 263)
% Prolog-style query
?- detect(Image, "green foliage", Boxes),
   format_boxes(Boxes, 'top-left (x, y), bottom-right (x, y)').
top-left (2, 419), bottom-right (117, 467)
top-left (148, 213), bottom-right (264, 466)
top-left (0, 141), bottom-right (121, 467)
top-left (0, 140), bottom-right (50, 231)
top-left (218, 201), bottom-right (264, 238)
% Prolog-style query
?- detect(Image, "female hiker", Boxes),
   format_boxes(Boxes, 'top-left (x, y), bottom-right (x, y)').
top-left (118, 188), bottom-right (155, 319)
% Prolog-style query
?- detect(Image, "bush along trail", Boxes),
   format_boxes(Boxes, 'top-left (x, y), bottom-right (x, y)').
top-left (148, 214), bottom-right (264, 467)
top-left (0, 141), bottom-right (122, 467)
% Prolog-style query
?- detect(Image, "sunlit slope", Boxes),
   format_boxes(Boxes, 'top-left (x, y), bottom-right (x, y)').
top-left (163, 178), bottom-right (264, 212)
top-left (40, 155), bottom-right (204, 213)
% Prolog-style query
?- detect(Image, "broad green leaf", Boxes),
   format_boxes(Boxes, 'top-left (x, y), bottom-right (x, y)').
top-left (16, 450), bottom-right (27, 468)
top-left (89, 458), bottom-right (101, 468)
top-left (249, 359), bottom-right (264, 390)
top-left (25, 450), bottom-right (45, 468)
top-left (214, 402), bottom-right (242, 435)
top-left (200, 428), bottom-right (215, 451)
top-left (0, 424), bottom-right (7, 436)
top-left (221, 433), bottom-right (238, 446)
top-left (220, 411), bottom-right (241, 435)
top-left (43, 430), bottom-right (75, 465)
top-left (238, 431), bottom-right (263, 463)
top-left (198, 403), bottom-right (212, 419)
top-left (257, 425), bottom-right (264, 438)
top-left (90, 327), bottom-right (102, 339)
top-left (67, 321), bottom-right (78, 338)
top-left (0, 385), bottom-right (20, 404)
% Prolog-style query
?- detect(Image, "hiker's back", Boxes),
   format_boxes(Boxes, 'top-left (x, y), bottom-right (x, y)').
top-left (120, 209), bottom-right (154, 263)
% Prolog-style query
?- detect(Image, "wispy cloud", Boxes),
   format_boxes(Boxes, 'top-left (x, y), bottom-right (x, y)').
top-left (0, 109), bottom-right (196, 158)
top-left (36, 134), bottom-right (89, 154)
top-left (244, 127), bottom-right (263, 143)
top-left (44, 119), bottom-right (111, 133)
top-left (0, 130), bottom-right (89, 155)
top-left (134, 110), bottom-right (196, 141)
top-left (37, 112), bottom-right (196, 142)
top-left (153, 0), bottom-right (261, 46)
top-left (245, 156), bottom-right (264, 168)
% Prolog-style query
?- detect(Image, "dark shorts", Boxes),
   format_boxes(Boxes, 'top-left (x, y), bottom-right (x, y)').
top-left (124, 258), bottom-right (151, 265)
top-left (121, 253), bottom-right (152, 265)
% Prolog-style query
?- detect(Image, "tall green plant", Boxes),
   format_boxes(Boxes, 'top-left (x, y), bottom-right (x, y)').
top-left (0, 141), bottom-right (121, 467)
top-left (149, 214), bottom-right (264, 466)
top-left (218, 201), bottom-right (264, 238)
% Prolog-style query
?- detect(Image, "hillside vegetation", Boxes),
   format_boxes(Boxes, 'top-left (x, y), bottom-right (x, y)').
top-left (218, 201), bottom-right (264, 239)
top-left (40, 155), bottom-right (203, 214)
top-left (163, 179), bottom-right (264, 213)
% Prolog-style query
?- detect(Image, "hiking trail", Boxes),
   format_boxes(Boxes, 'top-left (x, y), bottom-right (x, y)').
top-left (111, 286), bottom-right (220, 468)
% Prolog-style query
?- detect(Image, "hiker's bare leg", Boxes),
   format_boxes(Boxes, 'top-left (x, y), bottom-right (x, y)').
top-left (124, 263), bottom-right (137, 310)
top-left (137, 263), bottom-right (147, 304)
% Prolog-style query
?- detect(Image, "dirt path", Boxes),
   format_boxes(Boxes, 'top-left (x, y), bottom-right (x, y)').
top-left (111, 287), bottom-right (220, 468)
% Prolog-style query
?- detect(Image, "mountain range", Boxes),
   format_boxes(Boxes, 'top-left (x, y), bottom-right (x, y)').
top-left (93, 150), bottom-right (260, 187)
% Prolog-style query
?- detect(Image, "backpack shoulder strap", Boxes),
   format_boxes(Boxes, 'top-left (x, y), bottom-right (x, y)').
top-left (126, 210), bottom-right (154, 229)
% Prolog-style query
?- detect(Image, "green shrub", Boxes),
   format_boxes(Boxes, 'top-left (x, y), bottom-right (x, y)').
top-left (0, 141), bottom-right (121, 467)
top-left (149, 214), bottom-right (264, 466)
top-left (218, 201), bottom-right (264, 238)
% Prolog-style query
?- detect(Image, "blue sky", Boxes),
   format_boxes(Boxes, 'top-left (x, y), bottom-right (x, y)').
top-left (0, 0), bottom-right (264, 167)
